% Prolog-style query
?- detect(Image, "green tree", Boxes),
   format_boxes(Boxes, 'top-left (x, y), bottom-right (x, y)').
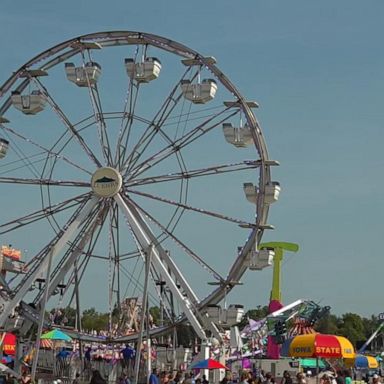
top-left (149, 306), bottom-right (160, 325)
top-left (176, 324), bottom-right (196, 347)
top-left (62, 306), bottom-right (77, 327)
top-left (82, 308), bottom-right (109, 332)
top-left (338, 313), bottom-right (366, 347)
top-left (315, 313), bottom-right (340, 335)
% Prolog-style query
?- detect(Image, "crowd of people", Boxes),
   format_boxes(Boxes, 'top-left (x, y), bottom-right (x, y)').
top-left (2, 361), bottom-right (383, 384)
top-left (216, 368), bottom-right (380, 384)
top-left (84, 366), bottom-right (384, 384)
top-left (111, 368), bottom-right (367, 384)
top-left (116, 368), bottom-right (210, 384)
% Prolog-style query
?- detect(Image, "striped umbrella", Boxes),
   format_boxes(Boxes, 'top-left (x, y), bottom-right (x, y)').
top-left (40, 339), bottom-right (54, 349)
top-left (41, 329), bottom-right (72, 342)
top-left (345, 354), bottom-right (379, 369)
top-left (281, 333), bottom-right (355, 359)
top-left (190, 358), bottom-right (228, 370)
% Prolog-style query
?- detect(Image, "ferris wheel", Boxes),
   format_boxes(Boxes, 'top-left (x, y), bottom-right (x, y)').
top-left (0, 31), bottom-right (280, 341)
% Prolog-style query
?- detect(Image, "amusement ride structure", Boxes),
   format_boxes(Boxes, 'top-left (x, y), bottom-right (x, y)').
top-left (260, 242), bottom-right (299, 359)
top-left (0, 31), bottom-right (304, 378)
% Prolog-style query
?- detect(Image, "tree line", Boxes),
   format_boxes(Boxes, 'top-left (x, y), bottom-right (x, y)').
top-left (242, 306), bottom-right (383, 352)
top-left (49, 306), bottom-right (384, 352)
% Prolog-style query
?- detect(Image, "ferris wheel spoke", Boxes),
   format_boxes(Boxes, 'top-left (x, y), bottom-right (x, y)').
top-left (127, 160), bottom-right (263, 187)
top-left (1, 125), bottom-right (92, 175)
top-left (0, 150), bottom-right (48, 176)
top-left (121, 97), bottom-right (182, 174)
top-left (31, 77), bottom-right (102, 168)
top-left (115, 77), bottom-right (141, 168)
top-left (116, 89), bottom-right (139, 168)
top-left (127, 108), bottom-right (237, 180)
top-left (125, 189), bottom-right (252, 227)
top-left (115, 46), bottom-right (141, 164)
top-left (87, 85), bottom-right (113, 165)
top-left (129, 196), bottom-right (224, 282)
top-left (0, 192), bottom-right (91, 235)
top-left (78, 50), bottom-right (113, 166)
top-left (0, 176), bottom-right (90, 187)
top-left (120, 67), bottom-right (194, 173)
top-left (0, 130), bottom-right (44, 178)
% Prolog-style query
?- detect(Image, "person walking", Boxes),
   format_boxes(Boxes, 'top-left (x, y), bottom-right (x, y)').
top-left (262, 373), bottom-right (274, 384)
top-left (73, 373), bottom-right (81, 384)
top-left (90, 370), bottom-right (107, 384)
top-left (296, 372), bottom-right (306, 384)
top-left (240, 373), bottom-right (249, 384)
top-left (19, 370), bottom-right (31, 384)
top-left (281, 371), bottom-right (292, 384)
top-left (149, 368), bottom-right (160, 384)
top-left (343, 370), bottom-right (351, 384)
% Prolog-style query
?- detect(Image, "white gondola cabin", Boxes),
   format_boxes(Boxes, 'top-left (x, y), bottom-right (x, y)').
top-left (125, 57), bottom-right (161, 83)
top-left (225, 304), bottom-right (245, 326)
top-left (248, 249), bottom-right (274, 271)
top-left (222, 123), bottom-right (253, 148)
top-left (206, 304), bottom-right (244, 326)
top-left (0, 138), bottom-right (9, 159)
top-left (11, 91), bottom-right (46, 115)
top-left (206, 304), bottom-right (221, 323)
top-left (243, 182), bottom-right (257, 204)
top-left (243, 182), bottom-right (281, 204)
top-left (180, 79), bottom-right (217, 104)
top-left (265, 182), bottom-right (281, 204)
top-left (65, 61), bottom-right (101, 87)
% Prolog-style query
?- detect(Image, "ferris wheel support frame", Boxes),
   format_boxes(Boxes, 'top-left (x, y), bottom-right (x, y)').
top-left (115, 193), bottom-right (207, 340)
top-left (34, 208), bottom-right (106, 306)
top-left (0, 196), bottom-right (100, 328)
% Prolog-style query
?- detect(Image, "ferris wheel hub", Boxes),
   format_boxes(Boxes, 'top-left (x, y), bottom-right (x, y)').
top-left (91, 167), bottom-right (123, 197)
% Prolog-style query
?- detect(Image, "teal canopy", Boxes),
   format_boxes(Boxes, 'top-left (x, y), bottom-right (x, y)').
top-left (299, 358), bottom-right (327, 368)
top-left (41, 329), bottom-right (72, 342)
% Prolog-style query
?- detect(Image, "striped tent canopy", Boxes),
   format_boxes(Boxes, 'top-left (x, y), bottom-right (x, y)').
top-left (40, 339), bottom-right (54, 349)
top-left (289, 318), bottom-right (316, 336)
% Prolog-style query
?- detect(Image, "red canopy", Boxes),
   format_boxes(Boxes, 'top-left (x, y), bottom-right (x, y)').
top-left (3, 333), bottom-right (16, 355)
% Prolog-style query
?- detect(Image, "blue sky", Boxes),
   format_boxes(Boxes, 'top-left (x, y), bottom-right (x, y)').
top-left (1, 0), bottom-right (384, 317)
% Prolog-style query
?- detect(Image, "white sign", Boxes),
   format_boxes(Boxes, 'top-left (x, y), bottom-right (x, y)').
top-left (91, 167), bottom-right (123, 197)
